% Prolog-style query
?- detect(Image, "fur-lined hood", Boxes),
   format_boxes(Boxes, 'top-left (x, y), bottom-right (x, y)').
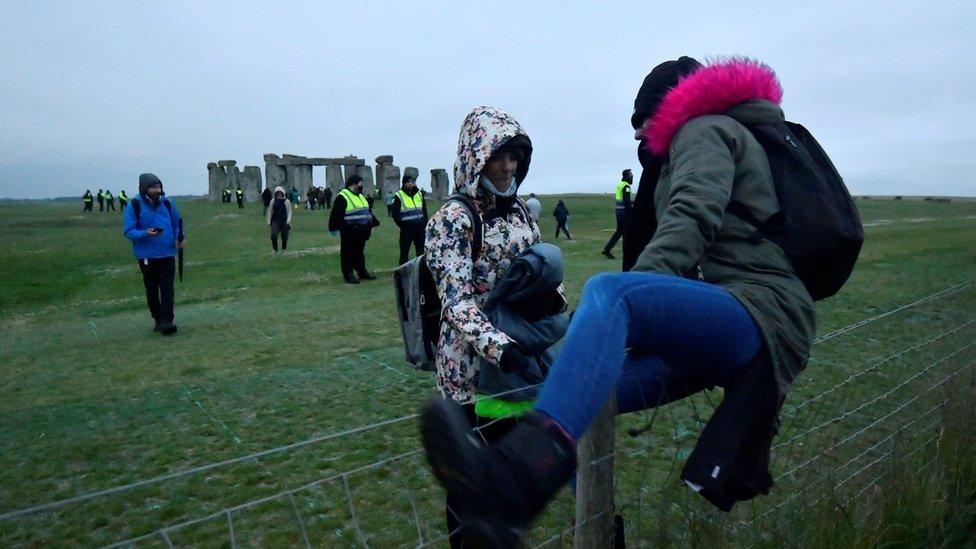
top-left (452, 106), bottom-right (532, 199)
top-left (643, 58), bottom-right (783, 156)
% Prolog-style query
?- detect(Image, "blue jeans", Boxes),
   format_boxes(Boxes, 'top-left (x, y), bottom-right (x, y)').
top-left (535, 272), bottom-right (763, 440)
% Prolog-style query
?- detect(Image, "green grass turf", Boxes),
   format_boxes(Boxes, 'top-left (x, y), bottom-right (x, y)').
top-left (1, 195), bottom-right (975, 546)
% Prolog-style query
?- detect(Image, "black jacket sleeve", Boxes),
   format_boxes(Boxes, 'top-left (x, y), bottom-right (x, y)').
top-left (328, 195), bottom-right (346, 232)
top-left (391, 195), bottom-right (403, 228)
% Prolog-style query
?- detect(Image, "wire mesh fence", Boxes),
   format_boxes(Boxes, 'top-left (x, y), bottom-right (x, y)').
top-left (1, 279), bottom-right (974, 546)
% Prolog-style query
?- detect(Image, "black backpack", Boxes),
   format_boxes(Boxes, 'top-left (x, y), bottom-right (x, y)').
top-left (728, 120), bottom-right (863, 301)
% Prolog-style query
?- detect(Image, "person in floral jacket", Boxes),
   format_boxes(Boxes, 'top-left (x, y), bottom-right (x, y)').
top-left (424, 105), bottom-right (562, 547)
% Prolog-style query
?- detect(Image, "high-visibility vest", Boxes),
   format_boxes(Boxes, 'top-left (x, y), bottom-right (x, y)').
top-left (236, 189), bottom-right (243, 197)
top-left (339, 188), bottom-right (371, 225)
top-left (615, 180), bottom-right (631, 212)
top-left (84, 195), bottom-right (92, 203)
top-left (396, 190), bottom-right (425, 224)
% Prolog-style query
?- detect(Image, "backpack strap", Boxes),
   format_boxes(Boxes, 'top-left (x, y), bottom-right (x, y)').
top-left (445, 195), bottom-right (484, 261)
top-left (132, 198), bottom-right (175, 230)
top-left (132, 199), bottom-right (141, 228)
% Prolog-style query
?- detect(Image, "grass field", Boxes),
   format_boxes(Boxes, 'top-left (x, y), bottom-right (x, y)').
top-left (1, 194), bottom-right (975, 546)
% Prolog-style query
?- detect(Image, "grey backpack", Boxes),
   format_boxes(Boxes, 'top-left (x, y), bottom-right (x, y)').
top-left (394, 195), bottom-right (483, 370)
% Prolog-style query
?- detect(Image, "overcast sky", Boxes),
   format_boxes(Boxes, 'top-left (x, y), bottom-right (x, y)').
top-left (1, 1), bottom-right (973, 199)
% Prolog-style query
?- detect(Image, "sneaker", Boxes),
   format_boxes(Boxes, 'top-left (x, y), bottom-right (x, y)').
top-left (344, 275), bottom-right (360, 284)
top-left (601, 250), bottom-right (615, 260)
top-left (153, 320), bottom-right (163, 332)
top-left (420, 398), bottom-right (576, 546)
top-left (160, 322), bottom-right (177, 335)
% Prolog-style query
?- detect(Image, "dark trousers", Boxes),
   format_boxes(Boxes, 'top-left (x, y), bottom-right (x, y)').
top-left (138, 257), bottom-right (176, 323)
top-left (555, 219), bottom-right (572, 239)
top-left (445, 405), bottom-right (520, 549)
top-left (237, 197), bottom-right (244, 209)
top-left (270, 222), bottom-right (290, 251)
top-left (398, 224), bottom-right (425, 265)
top-left (107, 200), bottom-right (116, 211)
top-left (603, 213), bottom-right (630, 252)
top-left (98, 200), bottom-right (104, 211)
top-left (83, 202), bottom-right (92, 211)
top-left (340, 227), bottom-right (369, 278)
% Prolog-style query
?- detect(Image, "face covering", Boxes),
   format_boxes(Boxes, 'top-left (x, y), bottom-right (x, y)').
top-left (479, 175), bottom-right (518, 198)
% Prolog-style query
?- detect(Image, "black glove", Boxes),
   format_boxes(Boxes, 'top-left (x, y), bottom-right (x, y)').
top-left (499, 344), bottom-right (531, 373)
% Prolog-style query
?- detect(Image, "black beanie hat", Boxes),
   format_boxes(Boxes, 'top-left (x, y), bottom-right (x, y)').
top-left (631, 56), bottom-right (702, 130)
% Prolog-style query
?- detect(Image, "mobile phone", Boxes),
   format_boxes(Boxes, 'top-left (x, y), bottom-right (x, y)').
top-left (150, 227), bottom-right (164, 234)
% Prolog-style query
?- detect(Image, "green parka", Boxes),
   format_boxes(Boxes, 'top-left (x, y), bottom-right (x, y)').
top-left (633, 99), bottom-right (816, 393)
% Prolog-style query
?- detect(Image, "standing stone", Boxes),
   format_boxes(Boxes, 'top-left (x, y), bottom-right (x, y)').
top-left (241, 166), bottom-right (263, 202)
top-left (207, 162), bottom-right (226, 201)
top-left (226, 165), bottom-right (242, 192)
top-left (293, 164), bottom-right (313, 197)
top-left (356, 165), bottom-right (375, 196)
top-left (264, 154), bottom-right (286, 190)
top-left (217, 160), bottom-right (237, 168)
top-left (325, 164), bottom-right (345, 195)
top-left (430, 169), bottom-right (451, 200)
top-left (381, 164), bottom-right (401, 200)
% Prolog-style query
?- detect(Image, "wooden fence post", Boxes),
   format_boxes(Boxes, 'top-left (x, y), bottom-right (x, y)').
top-left (574, 394), bottom-right (616, 548)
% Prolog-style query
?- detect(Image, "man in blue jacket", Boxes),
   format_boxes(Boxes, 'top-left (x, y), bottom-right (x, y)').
top-left (123, 173), bottom-right (185, 335)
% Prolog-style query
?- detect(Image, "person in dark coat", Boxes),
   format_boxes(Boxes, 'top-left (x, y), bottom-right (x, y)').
top-left (552, 200), bottom-right (571, 239)
top-left (321, 187), bottom-right (333, 209)
top-left (391, 174), bottom-right (429, 264)
top-left (266, 186), bottom-right (292, 253)
top-left (419, 57), bottom-right (819, 544)
top-left (261, 187), bottom-right (273, 216)
top-left (118, 190), bottom-right (128, 210)
top-left (97, 189), bottom-right (105, 211)
top-left (329, 175), bottom-right (379, 283)
top-left (235, 186), bottom-right (244, 209)
top-left (83, 190), bottom-right (94, 212)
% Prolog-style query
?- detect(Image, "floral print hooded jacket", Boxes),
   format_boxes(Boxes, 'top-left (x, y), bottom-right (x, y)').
top-left (425, 106), bottom-right (552, 404)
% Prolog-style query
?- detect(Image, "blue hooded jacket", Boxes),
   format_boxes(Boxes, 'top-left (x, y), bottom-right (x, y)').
top-left (123, 174), bottom-right (183, 259)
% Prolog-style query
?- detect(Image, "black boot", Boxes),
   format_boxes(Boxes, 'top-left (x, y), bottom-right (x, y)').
top-left (421, 398), bottom-right (576, 547)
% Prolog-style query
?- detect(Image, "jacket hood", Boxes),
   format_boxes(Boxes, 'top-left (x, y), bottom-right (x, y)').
top-left (642, 58), bottom-right (783, 155)
top-left (139, 173), bottom-right (163, 197)
top-left (273, 185), bottom-right (286, 196)
top-left (452, 106), bottom-right (533, 198)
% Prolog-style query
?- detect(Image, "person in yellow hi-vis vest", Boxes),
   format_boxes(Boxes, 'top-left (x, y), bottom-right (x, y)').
top-left (391, 174), bottom-right (429, 265)
top-left (601, 168), bottom-right (633, 259)
top-left (328, 174), bottom-right (379, 284)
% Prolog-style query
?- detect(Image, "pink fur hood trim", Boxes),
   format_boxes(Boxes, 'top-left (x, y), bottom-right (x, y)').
top-left (643, 58), bottom-right (783, 156)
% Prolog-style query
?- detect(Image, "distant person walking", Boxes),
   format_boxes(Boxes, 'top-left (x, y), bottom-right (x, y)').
top-left (235, 186), bottom-right (244, 209)
top-left (601, 169), bottom-right (633, 259)
top-left (261, 187), bottom-right (273, 216)
top-left (307, 186), bottom-right (319, 210)
top-left (552, 199), bottom-right (572, 239)
top-left (392, 174), bottom-right (428, 264)
top-left (525, 193), bottom-right (541, 222)
top-left (267, 186), bottom-right (292, 254)
top-left (329, 175), bottom-right (379, 284)
top-left (118, 190), bottom-right (128, 210)
top-left (222, 186), bottom-right (232, 203)
top-left (123, 173), bottom-right (185, 335)
top-left (105, 190), bottom-right (116, 211)
top-left (83, 190), bottom-right (94, 212)
top-left (97, 189), bottom-right (105, 211)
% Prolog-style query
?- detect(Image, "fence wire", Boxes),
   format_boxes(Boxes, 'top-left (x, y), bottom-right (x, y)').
top-left (1, 279), bottom-right (974, 547)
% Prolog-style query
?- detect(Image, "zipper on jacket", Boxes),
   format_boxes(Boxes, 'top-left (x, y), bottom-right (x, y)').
top-left (785, 132), bottom-right (799, 149)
